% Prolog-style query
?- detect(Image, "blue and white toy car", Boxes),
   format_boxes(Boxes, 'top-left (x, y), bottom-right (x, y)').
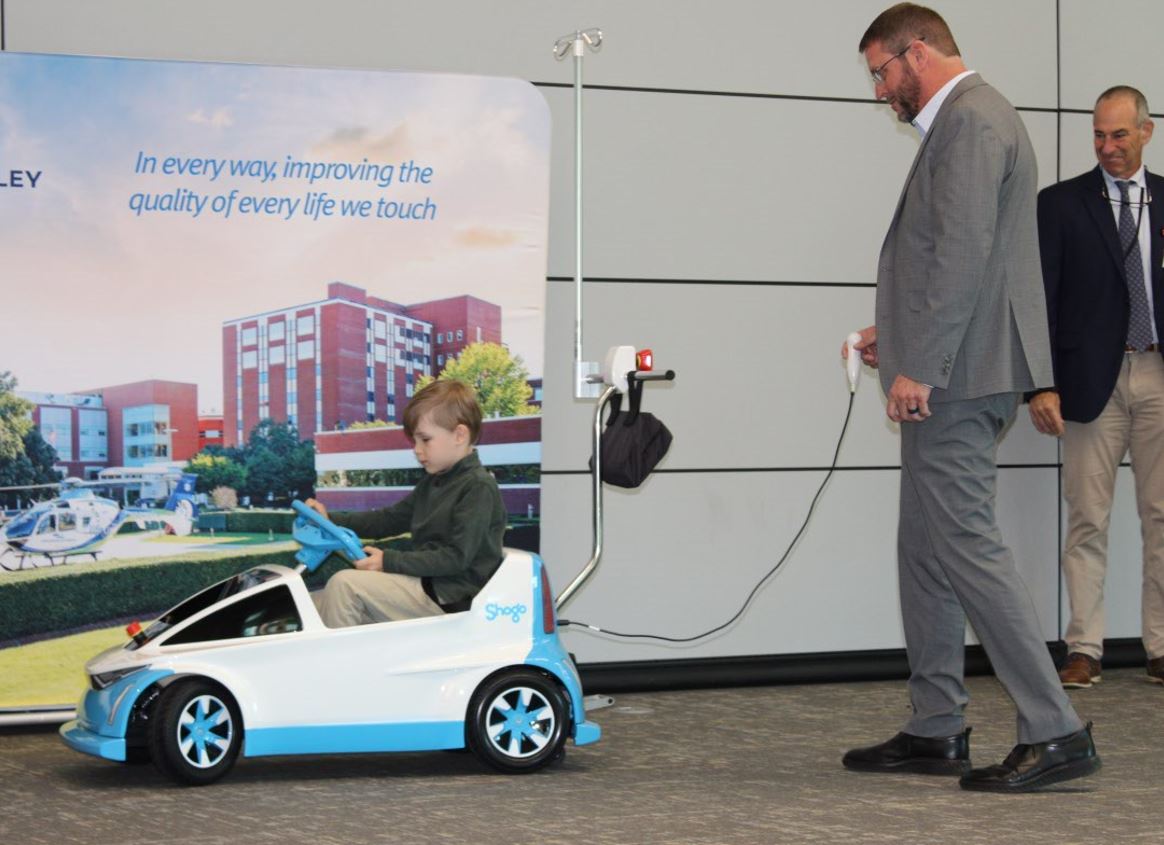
top-left (60, 501), bottom-right (600, 785)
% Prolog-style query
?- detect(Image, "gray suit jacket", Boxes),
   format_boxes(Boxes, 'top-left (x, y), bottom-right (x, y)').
top-left (875, 73), bottom-right (1053, 401)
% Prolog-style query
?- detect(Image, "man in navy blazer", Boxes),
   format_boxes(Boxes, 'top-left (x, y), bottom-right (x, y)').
top-left (1030, 86), bottom-right (1164, 689)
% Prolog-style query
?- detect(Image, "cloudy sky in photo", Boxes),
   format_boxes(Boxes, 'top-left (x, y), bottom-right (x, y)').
top-left (0, 52), bottom-right (550, 412)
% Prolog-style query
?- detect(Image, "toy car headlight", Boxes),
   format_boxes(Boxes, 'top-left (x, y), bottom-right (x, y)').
top-left (90, 665), bottom-right (147, 691)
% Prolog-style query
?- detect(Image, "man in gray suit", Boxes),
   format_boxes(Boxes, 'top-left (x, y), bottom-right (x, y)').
top-left (841, 4), bottom-right (1100, 792)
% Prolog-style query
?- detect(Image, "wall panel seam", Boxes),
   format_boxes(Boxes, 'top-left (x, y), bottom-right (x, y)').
top-left (1056, 0), bottom-right (1064, 638)
top-left (532, 80), bottom-right (1060, 114)
top-left (541, 464), bottom-right (1068, 475)
top-left (547, 276), bottom-right (876, 288)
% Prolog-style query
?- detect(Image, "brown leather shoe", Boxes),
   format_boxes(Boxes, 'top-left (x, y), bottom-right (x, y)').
top-left (1148, 656), bottom-right (1164, 685)
top-left (1059, 653), bottom-right (1101, 689)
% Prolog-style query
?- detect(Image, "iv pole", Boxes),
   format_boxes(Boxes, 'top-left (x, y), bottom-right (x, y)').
top-left (547, 31), bottom-right (678, 617)
top-left (553, 28), bottom-right (603, 400)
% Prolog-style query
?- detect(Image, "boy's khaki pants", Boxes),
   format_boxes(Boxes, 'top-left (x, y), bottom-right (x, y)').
top-left (313, 569), bottom-right (444, 627)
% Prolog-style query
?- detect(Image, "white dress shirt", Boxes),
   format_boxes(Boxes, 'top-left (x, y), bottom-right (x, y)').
top-left (912, 70), bottom-right (976, 138)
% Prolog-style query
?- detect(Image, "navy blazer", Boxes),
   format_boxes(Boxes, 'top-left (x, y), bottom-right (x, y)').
top-left (1036, 165), bottom-right (1164, 423)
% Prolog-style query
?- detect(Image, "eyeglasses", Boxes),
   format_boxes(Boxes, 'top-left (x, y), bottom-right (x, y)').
top-left (1100, 174), bottom-right (1154, 259)
top-left (1100, 177), bottom-right (1153, 209)
top-left (870, 37), bottom-right (923, 84)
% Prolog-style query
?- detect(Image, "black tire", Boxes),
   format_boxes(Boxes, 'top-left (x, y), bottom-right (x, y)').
top-left (124, 746), bottom-right (151, 765)
top-left (148, 679), bottom-right (242, 786)
top-left (466, 669), bottom-right (569, 774)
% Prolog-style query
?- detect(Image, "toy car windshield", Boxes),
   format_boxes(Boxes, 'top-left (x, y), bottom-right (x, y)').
top-left (131, 567), bottom-right (283, 649)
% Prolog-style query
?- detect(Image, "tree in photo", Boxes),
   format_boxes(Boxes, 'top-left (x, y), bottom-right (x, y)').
top-left (185, 452), bottom-right (247, 496)
top-left (0, 372), bottom-right (60, 505)
top-left (241, 419), bottom-right (316, 504)
top-left (18, 427), bottom-right (60, 487)
top-left (418, 342), bottom-right (536, 418)
top-left (0, 371), bottom-right (35, 464)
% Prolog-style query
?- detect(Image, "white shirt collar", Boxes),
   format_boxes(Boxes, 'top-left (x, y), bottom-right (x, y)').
top-left (1101, 163), bottom-right (1146, 195)
top-left (913, 70), bottom-right (976, 138)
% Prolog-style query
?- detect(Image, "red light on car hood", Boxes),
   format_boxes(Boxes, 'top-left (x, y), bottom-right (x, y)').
top-left (126, 621), bottom-right (147, 645)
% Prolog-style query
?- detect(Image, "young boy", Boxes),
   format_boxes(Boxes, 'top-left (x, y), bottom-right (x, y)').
top-left (306, 379), bottom-right (505, 627)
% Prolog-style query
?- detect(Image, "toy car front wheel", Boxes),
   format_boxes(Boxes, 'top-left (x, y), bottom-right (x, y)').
top-left (149, 679), bottom-right (242, 786)
top-left (467, 670), bottom-right (569, 774)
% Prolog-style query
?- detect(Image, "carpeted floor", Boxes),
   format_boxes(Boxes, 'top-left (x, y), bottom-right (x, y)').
top-left (0, 668), bottom-right (1159, 845)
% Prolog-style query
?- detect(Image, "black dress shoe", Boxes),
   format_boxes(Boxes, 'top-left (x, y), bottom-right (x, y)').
top-left (842, 728), bottom-right (971, 775)
top-left (959, 722), bottom-right (1100, 792)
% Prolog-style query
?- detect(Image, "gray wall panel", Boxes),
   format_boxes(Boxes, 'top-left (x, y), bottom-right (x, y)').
top-left (1025, 111), bottom-right (1062, 189)
top-left (543, 87), bottom-right (915, 283)
top-left (547, 466), bottom-right (1058, 662)
top-left (6, 0), bottom-right (1057, 106)
top-left (1059, 0), bottom-right (1164, 112)
top-left (542, 280), bottom-right (1058, 472)
top-left (544, 94), bottom-right (1062, 283)
top-left (542, 279), bottom-right (892, 471)
top-left (544, 470), bottom-right (904, 662)
top-left (999, 468), bottom-right (1063, 642)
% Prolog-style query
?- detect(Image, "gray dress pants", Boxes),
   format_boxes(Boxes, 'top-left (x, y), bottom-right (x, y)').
top-left (898, 392), bottom-right (1082, 744)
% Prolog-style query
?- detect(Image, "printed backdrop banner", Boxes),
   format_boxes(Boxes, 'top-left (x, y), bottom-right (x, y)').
top-left (0, 52), bottom-right (549, 714)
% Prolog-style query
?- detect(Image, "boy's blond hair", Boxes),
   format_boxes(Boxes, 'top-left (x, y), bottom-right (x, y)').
top-left (402, 379), bottom-right (483, 444)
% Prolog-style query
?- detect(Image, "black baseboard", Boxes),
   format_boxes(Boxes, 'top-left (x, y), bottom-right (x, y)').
top-left (577, 638), bottom-right (1148, 693)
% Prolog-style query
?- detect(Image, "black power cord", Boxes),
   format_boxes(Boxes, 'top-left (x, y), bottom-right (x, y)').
top-left (559, 392), bottom-right (856, 642)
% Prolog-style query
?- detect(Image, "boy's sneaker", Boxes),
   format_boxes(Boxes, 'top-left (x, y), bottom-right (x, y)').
top-left (1058, 653), bottom-right (1101, 689)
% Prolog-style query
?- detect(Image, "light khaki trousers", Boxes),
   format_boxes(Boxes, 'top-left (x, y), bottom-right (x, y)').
top-left (313, 569), bottom-right (444, 628)
top-left (1062, 350), bottom-right (1164, 660)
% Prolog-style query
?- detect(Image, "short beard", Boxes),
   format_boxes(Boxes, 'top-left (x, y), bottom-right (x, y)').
top-left (895, 64), bottom-right (922, 123)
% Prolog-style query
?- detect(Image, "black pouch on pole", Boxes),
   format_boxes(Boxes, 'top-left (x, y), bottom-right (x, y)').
top-left (589, 378), bottom-right (673, 488)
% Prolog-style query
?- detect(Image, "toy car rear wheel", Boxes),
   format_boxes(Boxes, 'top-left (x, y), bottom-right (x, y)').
top-left (149, 679), bottom-right (242, 786)
top-left (467, 670), bottom-right (569, 774)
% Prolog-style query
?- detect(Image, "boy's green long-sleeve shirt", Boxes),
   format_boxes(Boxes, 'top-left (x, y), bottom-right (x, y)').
top-left (330, 451), bottom-right (505, 609)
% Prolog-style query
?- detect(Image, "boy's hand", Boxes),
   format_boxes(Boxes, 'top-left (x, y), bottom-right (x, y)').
top-left (353, 546), bottom-right (384, 571)
top-left (304, 497), bottom-right (329, 520)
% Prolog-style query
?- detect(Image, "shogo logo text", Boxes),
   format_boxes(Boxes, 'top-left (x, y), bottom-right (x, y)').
top-left (484, 603), bottom-right (528, 623)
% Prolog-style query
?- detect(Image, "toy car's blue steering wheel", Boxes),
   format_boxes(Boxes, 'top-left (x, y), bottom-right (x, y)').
top-left (291, 500), bottom-right (368, 572)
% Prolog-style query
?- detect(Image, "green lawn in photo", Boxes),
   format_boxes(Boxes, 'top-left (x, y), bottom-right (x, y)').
top-left (0, 532), bottom-right (300, 710)
top-left (0, 626), bottom-right (125, 709)
top-left (124, 531), bottom-right (294, 548)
